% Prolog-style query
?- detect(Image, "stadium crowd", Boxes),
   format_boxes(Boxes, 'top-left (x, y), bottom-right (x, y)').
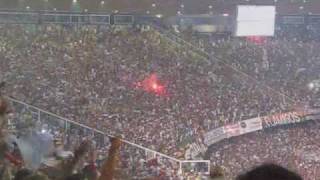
top-left (0, 23), bottom-right (319, 179)
top-left (1, 95), bottom-right (187, 180)
top-left (0, 24), bottom-right (294, 154)
top-left (185, 32), bottom-right (320, 105)
top-left (208, 121), bottom-right (320, 180)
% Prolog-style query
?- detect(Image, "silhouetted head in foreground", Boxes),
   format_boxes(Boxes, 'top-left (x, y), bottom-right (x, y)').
top-left (236, 164), bottom-right (303, 180)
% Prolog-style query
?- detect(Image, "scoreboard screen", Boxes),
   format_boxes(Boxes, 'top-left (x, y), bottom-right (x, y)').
top-left (236, 5), bottom-right (276, 36)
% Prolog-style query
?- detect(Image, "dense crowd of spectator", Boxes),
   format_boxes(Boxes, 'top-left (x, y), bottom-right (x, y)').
top-left (1, 95), bottom-right (189, 180)
top-left (186, 33), bottom-right (320, 105)
top-left (208, 121), bottom-right (320, 180)
top-left (175, 29), bottom-right (320, 179)
top-left (0, 22), bottom-right (319, 179)
top-left (0, 24), bottom-right (292, 155)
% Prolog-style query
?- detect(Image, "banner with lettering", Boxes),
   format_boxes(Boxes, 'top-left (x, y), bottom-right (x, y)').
top-left (262, 111), bottom-right (307, 128)
top-left (202, 108), bottom-right (320, 149)
top-left (204, 127), bottom-right (226, 146)
top-left (223, 123), bottom-right (241, 138)
top-left (239, 117), bottom-right (262, 134)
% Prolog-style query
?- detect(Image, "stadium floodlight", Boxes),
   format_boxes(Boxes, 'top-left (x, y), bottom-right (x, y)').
top-left (308, 80), bottom-right (320, 91)
top-left (235, 5), bottom-right (276, 36)
top-left (308, 82), bottom-right (315, 90)
top-left (155, 14), bottom-right (163, 18)
top-left (41, 129), bottom-right (47, 134)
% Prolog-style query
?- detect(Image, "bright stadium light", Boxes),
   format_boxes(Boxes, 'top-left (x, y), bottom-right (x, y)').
top-left (100, 1), bottom-right (105, 5)
top-left (155, 14), bottom-right (163, 18)
top-left (41, 129), bottom-right (47, 134)
top-left (73, 0), bottom-right (77, 3)
top-left (308, 82), bottom-right (315, 90)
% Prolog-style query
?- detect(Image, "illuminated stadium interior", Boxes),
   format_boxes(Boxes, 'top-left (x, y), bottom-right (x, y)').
top-left (0, 0), bottom-right (320, 179)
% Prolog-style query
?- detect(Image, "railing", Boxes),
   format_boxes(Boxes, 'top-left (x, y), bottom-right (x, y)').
top-left (6, 96), bottom-right (210, 177)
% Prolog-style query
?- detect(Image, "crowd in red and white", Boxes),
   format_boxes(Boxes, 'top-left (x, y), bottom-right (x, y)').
top-left (0, 23), bottom-right (319, 179)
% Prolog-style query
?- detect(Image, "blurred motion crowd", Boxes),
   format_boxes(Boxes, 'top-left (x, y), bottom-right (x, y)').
top-left (0, 23), bottom-right (319, 179)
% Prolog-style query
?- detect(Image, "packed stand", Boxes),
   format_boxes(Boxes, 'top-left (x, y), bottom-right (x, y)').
top-left (181, 33), bottom-right (320, 106)
top-left (7, 99), bottom-right (184, 179)
top-left (0, 24), bottom-right (294, 156)
top-left (208, 120), bottom-right (320, 180)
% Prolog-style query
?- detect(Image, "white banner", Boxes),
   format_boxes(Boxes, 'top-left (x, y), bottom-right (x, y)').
top-left (204, 127), bottom-right (226, 146)
top-left (223, 123), bottom-right (241, 138)
top-left (239, 117), bottom-right (262, 134)
top-left (201, 108), bottom-right (319, 148)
